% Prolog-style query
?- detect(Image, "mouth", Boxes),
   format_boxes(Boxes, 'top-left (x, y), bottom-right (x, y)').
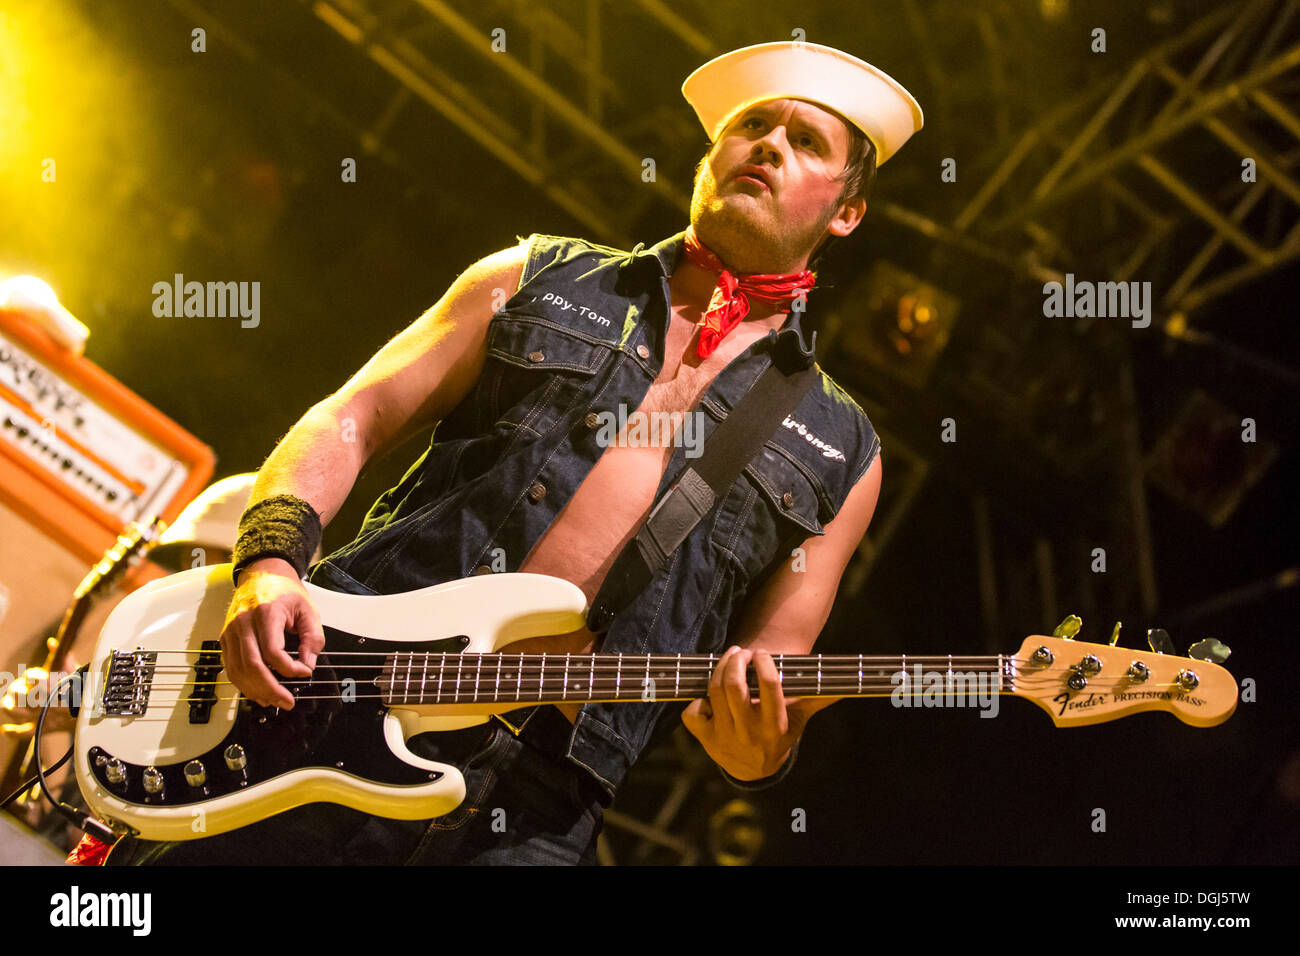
top-left (730, 166), bottom-right (772, 192)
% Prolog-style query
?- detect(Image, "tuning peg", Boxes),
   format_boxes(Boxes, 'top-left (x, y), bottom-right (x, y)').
top-left (1109, 622), bottom-right (1122, 646)
top-left (1187, 638), bottom-right (1231, 664)
top-left (1053, 615), bottom-right (1083, 639)
top-left (1147, 628), bottom-right (1174, 655)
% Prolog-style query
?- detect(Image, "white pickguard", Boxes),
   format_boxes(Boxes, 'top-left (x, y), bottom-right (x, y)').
top-left (74, 564), bottom-right (589, 841)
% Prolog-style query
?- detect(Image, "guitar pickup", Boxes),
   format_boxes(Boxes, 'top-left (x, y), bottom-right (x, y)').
top-left (187, 640), bottom-right (223, 724)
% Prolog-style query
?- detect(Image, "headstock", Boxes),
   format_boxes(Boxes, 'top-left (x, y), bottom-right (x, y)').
top-left (1011, 619), bottom-right (1238, 728)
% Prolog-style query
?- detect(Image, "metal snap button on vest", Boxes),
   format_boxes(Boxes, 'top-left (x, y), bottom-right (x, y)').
top-left (782, 491), bottom-right (795, 508)
top-left (527, 350), bottom-right (545, 363)
top-left (473, 564), bottom-right (493, 575)
top-left (528, 482), bottom-right (547, 501)
top-left (636, 344), bottom-right (650, 359)
top-left (584, 411), bottom-right (601, 429)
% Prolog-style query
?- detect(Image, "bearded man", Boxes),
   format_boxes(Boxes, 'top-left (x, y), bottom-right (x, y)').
top-left (107, 41), bottom-right (923, 866)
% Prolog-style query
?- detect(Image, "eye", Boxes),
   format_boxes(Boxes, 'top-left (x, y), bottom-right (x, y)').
top-left (742, 116), bottom-right (764, 130)
top-left (798, 133), bottom-right (821, 151)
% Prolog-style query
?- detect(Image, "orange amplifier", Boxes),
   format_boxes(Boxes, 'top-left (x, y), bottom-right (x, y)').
top-left (0, 303), bottom-right (215, 678)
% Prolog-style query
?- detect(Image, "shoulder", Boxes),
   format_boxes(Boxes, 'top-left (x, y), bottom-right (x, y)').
top-left (775, 362), bottom-right (881, 517)
top-left (513, 233), bottom-right (632, 285)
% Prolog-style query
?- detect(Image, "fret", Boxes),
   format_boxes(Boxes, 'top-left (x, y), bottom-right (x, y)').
top-left (675, 653), bottom-right (681, 698)
top-left (437, 653), bottom-right (446, 704)
top-left (539, 656), bottom-right (545, 701)
top-left (494, 654), bottom-right (502, 702)
top-left (516, 654), bottom-right (523, 700)
top-left (403, 652), bottom-right (411, 705)
top-left (563, 653), bottom-right (570, 700)
top-left (858, 653), bottom-right (863, 696)
top-left (816, 654), bottom-right (822, 695)
top-left (645, 656), bottom-right (651, 701)
top-left (474, 654), bottom-right (483, 702)
top-left (455, 653), bottom-right (464, 704)
top-left (421, 652), bottom-right (429, 705)
top-left (589, 654), bottom-right (596, 701)
top-left (615, 652), bottom-right (622, 700)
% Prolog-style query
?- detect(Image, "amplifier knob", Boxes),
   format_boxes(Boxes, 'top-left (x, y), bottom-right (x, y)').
top-left (104, 759), bottom-right (126, 786)
top-left (184, 760), bottom-right (207, 787)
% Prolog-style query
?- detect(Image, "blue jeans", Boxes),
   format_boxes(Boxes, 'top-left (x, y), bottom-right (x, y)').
top-left (103, 708), bottom-right (607, 866)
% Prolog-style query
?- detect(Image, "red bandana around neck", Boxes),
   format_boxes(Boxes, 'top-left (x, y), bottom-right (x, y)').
top-left (681, 224), bottom-right (817, 359)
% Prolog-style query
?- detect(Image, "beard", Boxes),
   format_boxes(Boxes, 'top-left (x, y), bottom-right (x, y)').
top-left (688, 156), bottom-right (835, 274)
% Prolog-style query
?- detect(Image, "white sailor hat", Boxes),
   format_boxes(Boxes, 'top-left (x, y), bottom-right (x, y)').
top-left (682, 41), bottom-right (923, 166)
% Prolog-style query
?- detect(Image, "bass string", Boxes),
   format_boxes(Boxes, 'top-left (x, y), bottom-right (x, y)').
top-left (124, 649), bottom-right (1020, 664)
top-left (127, 686), bottom-right (1040, 704)
top-left (128, 677), bottom-right (1185, 697)
top-left (136, 662), bottom-right (1013, 687)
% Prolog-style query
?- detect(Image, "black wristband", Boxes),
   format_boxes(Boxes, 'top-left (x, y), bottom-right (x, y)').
top-left (231, 494), bottom-right (322, 585)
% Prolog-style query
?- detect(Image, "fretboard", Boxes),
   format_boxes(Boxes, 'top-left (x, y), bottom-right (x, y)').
top-left (377, 652), bottom-right (1012, 705)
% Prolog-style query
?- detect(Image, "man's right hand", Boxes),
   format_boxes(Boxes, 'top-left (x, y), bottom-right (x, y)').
top-left (220, 557), bottom-right (326, 709)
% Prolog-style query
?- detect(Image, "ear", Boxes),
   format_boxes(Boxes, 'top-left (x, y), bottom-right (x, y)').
top-left (827, 196), bottom-right (867, 239)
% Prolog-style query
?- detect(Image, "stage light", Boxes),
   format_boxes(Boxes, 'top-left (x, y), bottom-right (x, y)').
top-left (1039, 0), bottom-right (1069, 22)
top-left (836, 261), bottom-right (961, 389)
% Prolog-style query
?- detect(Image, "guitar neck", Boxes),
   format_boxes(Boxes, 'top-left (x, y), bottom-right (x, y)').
top-left (377, 652), bottom-right (1012, 705)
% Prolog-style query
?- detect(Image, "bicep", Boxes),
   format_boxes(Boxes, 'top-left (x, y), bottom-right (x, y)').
top-left (323, 241), bottom-right (530, 461)
top-left (734, 454), bottom-right (883, 655)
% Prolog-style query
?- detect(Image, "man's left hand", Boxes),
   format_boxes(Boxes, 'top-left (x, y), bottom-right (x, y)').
top-left (682, 645), bottom-right (837, 781)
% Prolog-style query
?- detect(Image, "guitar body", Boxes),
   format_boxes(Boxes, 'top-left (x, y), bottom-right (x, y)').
top-left (74, 564), bottom-right (589, 841)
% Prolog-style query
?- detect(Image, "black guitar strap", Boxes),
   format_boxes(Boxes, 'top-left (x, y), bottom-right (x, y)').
top-left (585, 351), bottom-right (819, 633)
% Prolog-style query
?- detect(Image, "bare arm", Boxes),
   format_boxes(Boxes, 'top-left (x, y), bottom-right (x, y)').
top-left (247, 240), bottom-right (530, 527)
top-left (227, 240), bottom-right (530, 707)
top-left (683, 454), bottom-right (883, 779)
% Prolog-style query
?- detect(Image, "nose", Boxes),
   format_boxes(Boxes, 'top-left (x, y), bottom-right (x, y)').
top-left (751, 133), bottom-right (784, 167)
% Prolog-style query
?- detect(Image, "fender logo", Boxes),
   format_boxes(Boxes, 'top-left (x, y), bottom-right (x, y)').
top-left (1053, 689), bottom-right (1207, 716)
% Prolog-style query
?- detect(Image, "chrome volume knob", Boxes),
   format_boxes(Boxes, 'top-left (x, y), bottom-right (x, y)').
top-left (142, 766), bottom-right (164, 795)
top-left (184, 760), bottom-right (207, 787)
top-left (223, 744), bottom-right (247, 772)
top-left (104, 758), bottom-right (126, 786)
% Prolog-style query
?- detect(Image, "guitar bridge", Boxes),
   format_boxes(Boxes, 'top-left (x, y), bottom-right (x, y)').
top-left (103, 649), bottom-right (158, 716)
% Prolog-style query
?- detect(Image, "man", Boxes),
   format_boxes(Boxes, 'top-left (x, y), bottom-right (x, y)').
top-left (107, 41), bottom-right (922, 865)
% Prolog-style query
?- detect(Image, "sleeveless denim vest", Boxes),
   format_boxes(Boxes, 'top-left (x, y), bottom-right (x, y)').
top-left (307, 228), bottom-right (881, 801)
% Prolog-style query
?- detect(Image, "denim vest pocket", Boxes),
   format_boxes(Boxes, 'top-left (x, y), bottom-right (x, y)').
top-left (745, 444), bottom-right (825, 536)
top-left (484, 313), bottom-right (615, 433)
top-left (727, 443), bottom-right (826, 586)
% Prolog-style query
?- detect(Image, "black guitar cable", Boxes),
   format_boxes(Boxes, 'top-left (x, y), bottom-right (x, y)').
top-left (1, 667), bottom-right (117, 842)
top-left (0, 747), bottom-right (71, 809)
